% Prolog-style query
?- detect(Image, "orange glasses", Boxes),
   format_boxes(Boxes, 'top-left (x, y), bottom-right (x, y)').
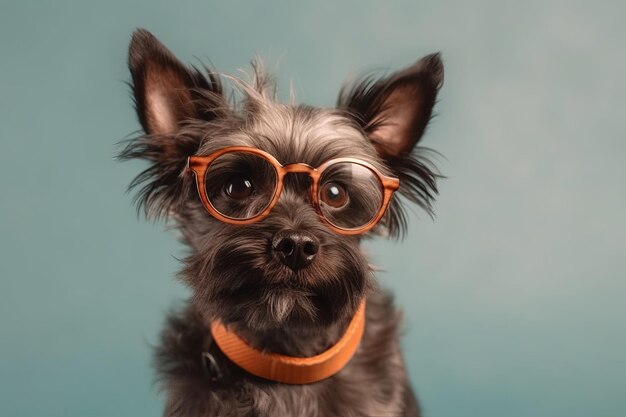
top-left (187, 147), bottom-right (400, 235)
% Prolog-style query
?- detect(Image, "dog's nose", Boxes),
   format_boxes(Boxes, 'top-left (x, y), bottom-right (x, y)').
top-left (272, 230), bottom-right (319, 271)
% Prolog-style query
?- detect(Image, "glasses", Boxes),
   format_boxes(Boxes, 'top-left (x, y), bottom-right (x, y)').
top-left (187, 147), bottom-right (400, 235)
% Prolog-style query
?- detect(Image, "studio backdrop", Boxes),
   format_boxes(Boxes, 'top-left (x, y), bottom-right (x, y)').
top-left (1, 1), bottom-right (625, 416)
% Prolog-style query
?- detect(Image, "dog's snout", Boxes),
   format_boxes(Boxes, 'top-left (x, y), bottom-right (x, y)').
top-left (272, 230), bottom-right (319, 271)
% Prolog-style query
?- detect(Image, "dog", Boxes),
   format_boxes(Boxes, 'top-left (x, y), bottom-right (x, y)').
top-left (119, 28), bottom-right (443, 417)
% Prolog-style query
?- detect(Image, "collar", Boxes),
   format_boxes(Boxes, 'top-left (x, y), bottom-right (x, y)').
top-left (210, 299), bottom-right (366, 384)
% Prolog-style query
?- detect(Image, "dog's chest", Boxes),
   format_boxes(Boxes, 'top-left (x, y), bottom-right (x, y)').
top-left (247, 353), bottom-right (408, 417)
top-left (157, 291), bottom-right (411, 416)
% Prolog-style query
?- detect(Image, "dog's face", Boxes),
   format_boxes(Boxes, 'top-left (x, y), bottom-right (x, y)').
top-left (121, 29), bottom-right (443, 331)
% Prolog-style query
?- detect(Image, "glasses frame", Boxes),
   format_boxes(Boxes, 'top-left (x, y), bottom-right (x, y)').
top-left (187, 146), bottom-right (400, 235)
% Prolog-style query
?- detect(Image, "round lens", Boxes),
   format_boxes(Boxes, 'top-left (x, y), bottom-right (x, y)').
top-left (318, 162), bottom-right (383, 230)
top-left (204, 151), bottom-right (278, 220)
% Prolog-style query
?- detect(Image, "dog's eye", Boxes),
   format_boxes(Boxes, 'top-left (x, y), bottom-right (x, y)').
top-left (224, 176), bottom-right (254, 200)
top-left (320, 182), bottom-right (348, 208)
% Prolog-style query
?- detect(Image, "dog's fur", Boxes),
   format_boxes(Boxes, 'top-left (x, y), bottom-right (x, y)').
top-left (119, 29), bottom-right (443, 417)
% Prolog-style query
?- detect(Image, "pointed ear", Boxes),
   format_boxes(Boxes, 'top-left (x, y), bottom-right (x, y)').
top-left (338, 54), bottom-right (444, 238)
top-left (128, 29), bottom-right (225, 135)
top-left (338, 53), bottom-right (443, 158)
top-left (119, 29), bottom-right (227, 220)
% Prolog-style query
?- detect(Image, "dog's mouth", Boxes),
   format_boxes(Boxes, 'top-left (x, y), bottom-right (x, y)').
top-left (199, 237), bottom-right (368, 328)
top-left (218, 279), bottom-right (318, 325)
top-left (209, 264), bottom-right (359, 327)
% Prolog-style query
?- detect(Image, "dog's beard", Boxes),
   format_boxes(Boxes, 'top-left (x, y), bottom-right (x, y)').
top-left (182, 231), bottom-right (370, 331)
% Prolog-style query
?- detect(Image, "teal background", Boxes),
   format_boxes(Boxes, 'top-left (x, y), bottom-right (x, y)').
top-left (1, 1), bottom-right (625, 416)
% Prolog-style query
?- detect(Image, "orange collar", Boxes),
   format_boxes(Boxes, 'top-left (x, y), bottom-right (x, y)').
top-left (210, 299), bottom-right (366, 384)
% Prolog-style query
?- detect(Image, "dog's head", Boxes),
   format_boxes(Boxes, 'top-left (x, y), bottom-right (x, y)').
top-left (120, 29), bottom-right (443, 331)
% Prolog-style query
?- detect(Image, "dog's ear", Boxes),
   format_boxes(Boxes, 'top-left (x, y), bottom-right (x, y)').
top-left (128, 28), bottom-right (226, 135)
top-left (119, 29), bottom-right (227, 219)
top-left (338, 53), bottom-right (443, 157)
top-left (338, 54), bottom-right (444, 237)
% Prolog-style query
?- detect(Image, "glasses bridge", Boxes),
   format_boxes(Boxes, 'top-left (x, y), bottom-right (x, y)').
top-left (281, 163), bottom-right (317, 175)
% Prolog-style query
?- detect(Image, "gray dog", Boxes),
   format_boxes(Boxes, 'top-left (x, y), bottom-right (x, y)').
top-left (120, 29), bottom-right (443, 417)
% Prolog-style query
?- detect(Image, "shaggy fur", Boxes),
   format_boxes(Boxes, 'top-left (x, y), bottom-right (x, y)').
top-left (119, 29), bottom-right (443, 417)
